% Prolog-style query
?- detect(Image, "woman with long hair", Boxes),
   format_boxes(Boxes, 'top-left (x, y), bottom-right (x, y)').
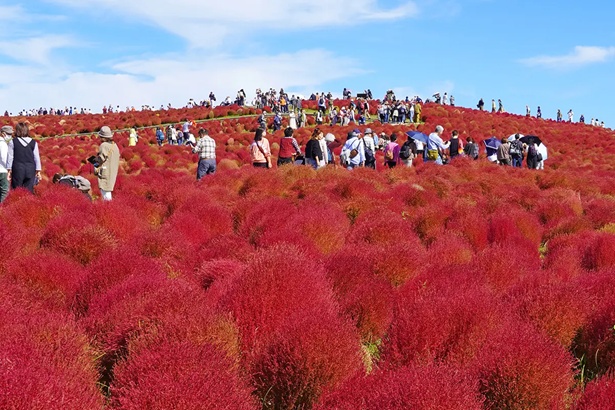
top-left (249, 128), bottom-right (271, 168)
top-left (305, 128), bottom-right (324, 169)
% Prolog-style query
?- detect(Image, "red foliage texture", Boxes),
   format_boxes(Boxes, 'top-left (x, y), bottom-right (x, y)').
top-left (1, 101), bottom-right (615, 408)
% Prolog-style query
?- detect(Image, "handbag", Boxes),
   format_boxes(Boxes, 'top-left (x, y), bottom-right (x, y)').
top-left (348, 139), bottom-right (361, 159)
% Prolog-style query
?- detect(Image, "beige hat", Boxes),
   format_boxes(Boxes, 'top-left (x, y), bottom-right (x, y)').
top-left (1, 125), bottom-right (13, 135)
top-left (98, 126), bottom-right (113, 139)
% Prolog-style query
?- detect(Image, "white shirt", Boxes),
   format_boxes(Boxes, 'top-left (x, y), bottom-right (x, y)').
top-left (0, 137), bottom-right (8, 173)
top-left (363, 135), bottom-right (376, 153)
top-left (187, 133), bottom-right (196, 146)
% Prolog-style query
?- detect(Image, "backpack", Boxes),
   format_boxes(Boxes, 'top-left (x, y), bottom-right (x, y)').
top-left (61, 175), bottom-right (91, 192)
top-left (399, 141), bottom-right (412, 160)
top-left (510, 140), bottom-right (521, 156)
top-left (364, 141), bottom-right (375, 163)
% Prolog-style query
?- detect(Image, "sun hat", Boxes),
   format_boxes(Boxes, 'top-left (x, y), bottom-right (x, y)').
top-left (1, 125), bottom-right (13, 135)
top-left (325, 133), bottom-right (335, 143)
top-left (364, 128), bottom-right (373, 135)
top-left (98, 126), bottom-right (114, 139)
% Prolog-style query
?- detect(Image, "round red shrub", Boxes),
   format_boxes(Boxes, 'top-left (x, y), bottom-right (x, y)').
top-left (384, 285), bottom-right (500, 367)
top-left (3, 250), bottom-right (84, 312)
top-left (40, 210), bottom-right (117, 265)
top-left (0, 280), bottom-right (103, 409)
top-left (574, 374), bottom-right (615, 410)
top-left (475, 320), bottom-right (576, 410)
top-left (220, 244), bottom-right (362, 409)
top-left (316, 365), bottom-right (483, 409)
top-left (111, 339), bottom-right (257, 410)
top-left (325, 244), bottom-right (395, 343)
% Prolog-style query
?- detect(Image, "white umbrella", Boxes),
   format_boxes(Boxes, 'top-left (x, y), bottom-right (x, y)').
top-left (537, 143), bottom-right (548, 161)
top-left (507, 133), bottom-right (524, 142)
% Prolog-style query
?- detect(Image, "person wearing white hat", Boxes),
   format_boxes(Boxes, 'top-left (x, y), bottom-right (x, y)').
top-left (94, 126), bottom-right (120, 201)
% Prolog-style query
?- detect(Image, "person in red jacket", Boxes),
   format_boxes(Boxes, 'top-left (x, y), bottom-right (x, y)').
top-left (277, 127), bottom-right (301, 166)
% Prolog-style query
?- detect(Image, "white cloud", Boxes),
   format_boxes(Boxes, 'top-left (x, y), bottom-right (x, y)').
top-left (520, 46), bottom-right (615, 69)
top-left (49, 0), bottom-right (418, 48)
top-left (0, 34), bottom-right (78, 65)
top-left (0, 49), bottom-right (364, 113)
top-left (0, 0), bottom-right (417, 113)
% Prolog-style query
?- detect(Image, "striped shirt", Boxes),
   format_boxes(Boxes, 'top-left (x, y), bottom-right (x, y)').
top-left (193, 135), bottom-right (216, 159)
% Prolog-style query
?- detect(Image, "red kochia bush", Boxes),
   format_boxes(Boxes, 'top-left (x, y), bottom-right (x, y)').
top-left (473, 243), bottom-right (541, 293)
top-left (325, 244), bottom-right (395, 343)
top-left (475, 320), bottom-right (575, 410)
top-left (84, 274), bottom-right (212, 362)
top-left (40, 209), bottom-right (117, 265)
top-left (221, 245), bottom-right (362, 409)
top-left (505, 274), bottom-right (588, 348)
top-left (0, 280), bottom-right (103, 409)
top-left (348, 208), bottom-right (418, 247)
top-left (3, 250), bottom-right (84, 312)
top-left (75, 248), bottom-right (164, 315)
top-left (545, 232), bottom-right (615, 273)
top-left (111, 339), bottom-right (257, 410)
top-left (488, 208), bottom-right (543, 250)
top-left (574, 374), bottom-right (615, 410)
top-left (445, 205), bottom-right (490, 252)
top-left (264, 199), bottom-right (350, 256)
top-left (315, 365), bottom-right (483, 409)
top-left (573, 299), bottom-right (615, 378)
top-left (384, 284), bottom-right (499, 367)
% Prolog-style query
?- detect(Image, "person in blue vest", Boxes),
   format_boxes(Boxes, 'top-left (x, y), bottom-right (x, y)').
top-left (6, 122), bottom-right (41, 193)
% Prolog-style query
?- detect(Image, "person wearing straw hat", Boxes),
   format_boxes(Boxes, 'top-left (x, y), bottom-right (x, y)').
top-left (94, 125), bottom-right (120, 201)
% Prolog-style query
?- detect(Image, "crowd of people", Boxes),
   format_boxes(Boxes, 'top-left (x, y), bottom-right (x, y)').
top-left (3, 87), bottom-right (608, 129)
top-left (237, 122), bottom-right (547, 174)
top-left (4, 83), bottom-right (609, 202)
top-left (0, 115), bottom-right (552, 204)
top-left (0, 122), bottom-right (120, 203)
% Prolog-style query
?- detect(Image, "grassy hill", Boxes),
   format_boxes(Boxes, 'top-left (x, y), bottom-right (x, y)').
top-left (1, 102), bottom-right (615, 409)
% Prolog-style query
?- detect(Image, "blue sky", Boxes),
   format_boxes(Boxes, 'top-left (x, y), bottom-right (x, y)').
top-left (0, 0), bottom-right (613, 126)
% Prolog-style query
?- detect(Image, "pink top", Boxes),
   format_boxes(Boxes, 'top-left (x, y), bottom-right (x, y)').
top-left (250, 138), bottom-right (271, 163)
top-left (384, 142), bottom-right (400, 163)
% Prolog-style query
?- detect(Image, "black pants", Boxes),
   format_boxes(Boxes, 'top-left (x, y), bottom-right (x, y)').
top-left (277, 157), bottom-right (293, 166)
top-left (253, 162), bottom-right (269, 168)
top-left (11, 164), bottom-right (36, 193)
